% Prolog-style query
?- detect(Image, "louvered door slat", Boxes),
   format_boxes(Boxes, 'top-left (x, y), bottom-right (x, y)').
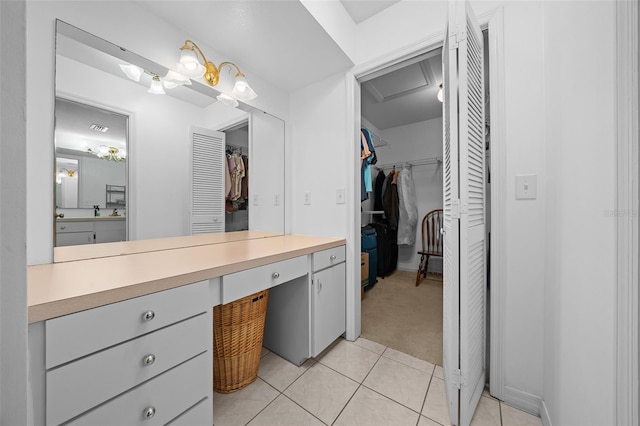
top-left (190, 127), bottom-right (225, 234)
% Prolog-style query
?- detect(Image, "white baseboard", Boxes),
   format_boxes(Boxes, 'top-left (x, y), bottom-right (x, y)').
top-left (540, 400), bottom-right (552, 426)
top-left (503, 386), bottom-right (542, 417)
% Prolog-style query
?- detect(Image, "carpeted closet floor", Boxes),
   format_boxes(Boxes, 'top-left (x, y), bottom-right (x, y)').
top-left (360, 270), bottom-right (443, 366)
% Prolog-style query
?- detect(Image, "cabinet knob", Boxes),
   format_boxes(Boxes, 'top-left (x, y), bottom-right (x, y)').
top-left (142, 310), bottom-right (155, 322)
top-left (143, 354), bottom-right (156, 366)
top-left (143, 406), bottom-right (156, 420)
top-left (330, 255), bottom-right (337, 261)
top-left (272, 272), bottom-right (280, 279)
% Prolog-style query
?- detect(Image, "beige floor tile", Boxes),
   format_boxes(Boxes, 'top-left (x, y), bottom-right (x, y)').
top-left (501, 403), bottom-right (543, 426)
top-left (246, 394), bottom-right (324, 426)
top-left (363, 355), bottom-right (430, 412)
top-left (317, 338), bottom-right (381, 383)
top-left (353, 337), bottom-right (387, 354)
top-left (418, 415), bottom-right (442, 426)
top-left (333, 386), bottom-right (420, 426)
top-left (422, 377), bottom-right (452, 426)
top-left (382, 347), bottom-right (435, 375)
top-left (284, 362), bottom-right (359, 425)
top-left (258, 352), bottom-right (314, 392)
top-left (470, 396), bottom-right (501, 426)
top-left (260, 347), bottom-right (270, 358)
top-left (433, 365), bottom-right (444, 379)
top-left (212, 378), bottom-right (279, 426)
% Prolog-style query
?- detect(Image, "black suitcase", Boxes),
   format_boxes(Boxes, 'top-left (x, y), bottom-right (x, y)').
top-left (369, 221), bottom-right (398, 277)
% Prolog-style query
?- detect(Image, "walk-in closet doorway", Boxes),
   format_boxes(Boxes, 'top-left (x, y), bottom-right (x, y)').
top-left (353, 10), bottom-right (505, 412)
top-left (358, 46), bottom-right (448, 367)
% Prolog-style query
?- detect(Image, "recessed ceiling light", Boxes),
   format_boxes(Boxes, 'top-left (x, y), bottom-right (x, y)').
top-left (89, 124), bottom-right (109, 133)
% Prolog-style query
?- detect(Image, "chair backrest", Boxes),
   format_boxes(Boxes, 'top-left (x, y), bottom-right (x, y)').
top-left (421, 209), bottom-right (443, 257)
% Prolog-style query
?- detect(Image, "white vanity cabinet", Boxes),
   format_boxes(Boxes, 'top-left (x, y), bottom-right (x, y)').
top-left (55, 218), bottom-right (126, 246)
top-left (263, 245), bottom-right (346, 364)
top-left (311, 246), bottom-right (346, 357)
top-left (55, 221), bottom-right (94, 246)
top-left (30, 281), bottom-right (213, 426)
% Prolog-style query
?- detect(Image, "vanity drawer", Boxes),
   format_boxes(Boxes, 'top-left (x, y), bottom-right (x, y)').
top-left (312, 246), bottom-right (346, 272)
top-left (56, 221), bottom-right (94, 233)
top-left (46, 313), bottom-right (208, 426)
top-left (221, 255), bottom-right (308, 304)
top-left (46, 280), bottom-right (208, 369)
top-left (66, 353), bottom-right (211, 426)
top-left (166, 397), bottom-right (212, 426)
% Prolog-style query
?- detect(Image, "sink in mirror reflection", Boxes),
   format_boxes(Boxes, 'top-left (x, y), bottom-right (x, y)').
top-left (53, 20), bottom-right (285, 262)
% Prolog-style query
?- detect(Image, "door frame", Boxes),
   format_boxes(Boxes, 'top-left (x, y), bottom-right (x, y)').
top-left (346, 6), bottom-right (507, 401)
top-left (615, 0), bottom-right (639, 424)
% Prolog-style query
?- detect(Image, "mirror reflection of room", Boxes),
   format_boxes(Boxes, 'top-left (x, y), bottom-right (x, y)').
top-left (224, 122), bottom-right (249, 232)
top-left (53, 20), bottom-right (285, 256)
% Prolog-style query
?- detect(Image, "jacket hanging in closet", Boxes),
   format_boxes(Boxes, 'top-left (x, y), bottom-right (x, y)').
top-left (360, 128), bottom-right (377, 201)
top-left (382, 170), bottom-right (399, 230)
top-left (396, 165), bottom-right (419, 245)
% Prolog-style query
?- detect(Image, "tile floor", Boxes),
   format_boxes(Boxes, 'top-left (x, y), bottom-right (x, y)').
top-left (213, 338), bottom-right (543, 426)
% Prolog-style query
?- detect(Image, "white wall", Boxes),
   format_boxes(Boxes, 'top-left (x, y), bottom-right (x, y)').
top-left (367, 119), bottom-right (444, 273)
top-left (26, 0), bottom-right (289, 265)
top-left (0, 0), bottom-right (28, 423)
top-left (290, 73), bottom-right (350, 238)
top-left (542, 1), bottom-right (617, 424)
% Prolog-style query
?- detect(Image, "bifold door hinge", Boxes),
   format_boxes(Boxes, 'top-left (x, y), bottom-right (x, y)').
top-left (451, 368), bottom-right (465, 389)
top-left (452, 199), bottom-right (461, 219)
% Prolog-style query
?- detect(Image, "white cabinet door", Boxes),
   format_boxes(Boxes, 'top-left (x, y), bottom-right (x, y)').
top-left (56, 231), bottom-right (94, 246)
top-left (311, 262), bottom-right (346, 357)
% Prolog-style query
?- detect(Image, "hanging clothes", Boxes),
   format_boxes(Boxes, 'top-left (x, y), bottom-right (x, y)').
top-left (227, 153), bottom-right (237, 200)
top-left (241, 155), bottom-right (249, 200)
top-left (382, 170), bottom-right (399, 230)
top-left (360, 132), bottom-right (372, 201)
top-left (232, 153), bottom-right (245, 201)
top-left (224, 153), bottom-right (232, 198)
top-left (397, 165), bottom-right (419, 245)
top-left (373, 169), bottom-right (386, 220)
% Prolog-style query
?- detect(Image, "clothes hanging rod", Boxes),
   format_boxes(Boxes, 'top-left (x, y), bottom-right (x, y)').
top-left (375, 156), bottom-right (442, 170)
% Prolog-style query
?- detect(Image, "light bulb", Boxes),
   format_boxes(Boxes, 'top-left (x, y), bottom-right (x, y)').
top-left (437, 84), bottom-right (443, 103)
top-left (177, 48), bottom-right (205, 78)
top-left (232, 74), bottom-right (257, 101)
top-left (148, 75), bottom-right (166, 95)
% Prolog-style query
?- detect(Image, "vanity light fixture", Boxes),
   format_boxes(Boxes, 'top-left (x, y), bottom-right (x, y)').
top-left (216, 93), bottom-right (239, 108)
top-left (147, 75), bottom-right (166, 95)
top-left (437, 84), bottom-right (444, 103)
top-left (177, 40), bottom-right (258, 101)
top-left (57, 168), bottom-right (77, 184)
top-left (119, 63), bottom-right (143, 82)
top-left (164, 69), bottom-right (192, 88)
top-left (87, 146), bottom-right (126, 162)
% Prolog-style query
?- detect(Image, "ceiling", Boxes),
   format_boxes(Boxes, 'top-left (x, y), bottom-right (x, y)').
top-left (361, 48), bottom-right (443, 131)
top-left (55, 98), bottom-right (128, 153)
top-left (340, 0), bottom-right (401, 24)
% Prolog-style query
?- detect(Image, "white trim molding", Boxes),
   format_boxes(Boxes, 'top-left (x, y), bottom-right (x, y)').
top-left (616, 0), bottom-right (639, 424)
top-left (504, 386), bottom-right (542, 417)
top-left (486, 7), bottom-right (507, 402)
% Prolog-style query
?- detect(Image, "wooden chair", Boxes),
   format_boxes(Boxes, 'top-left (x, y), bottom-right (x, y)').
top-left (416, 209), bottom-right (443, 286)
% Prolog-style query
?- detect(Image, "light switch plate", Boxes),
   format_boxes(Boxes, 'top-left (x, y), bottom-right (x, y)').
top-left (303, 191), bottom-right (311, 205)
top-left (336, 187), bottom-right (345, 204)
top-left (515, 174), bottom-right (537, 200)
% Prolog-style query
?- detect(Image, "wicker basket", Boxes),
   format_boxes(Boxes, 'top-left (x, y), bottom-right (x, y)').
top-left (213, 289), bottom-right (269, 393)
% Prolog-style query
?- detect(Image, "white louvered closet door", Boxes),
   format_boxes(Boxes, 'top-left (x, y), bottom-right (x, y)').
top-left (442, 9), bottom-right (461, 425)
top-left (190, 126), bottom-right (226, 234)
top-left (443, 1), bottom-right (487, 425)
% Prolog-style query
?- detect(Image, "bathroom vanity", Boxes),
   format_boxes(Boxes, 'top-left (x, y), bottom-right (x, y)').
top-left (28, 234), bottom-right (346, 425)
top-left (55, 216), bottom-right (126, 247)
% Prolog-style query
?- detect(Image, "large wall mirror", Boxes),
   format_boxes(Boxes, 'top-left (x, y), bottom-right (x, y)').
top-left (53, 20), bottom-right (285, 260)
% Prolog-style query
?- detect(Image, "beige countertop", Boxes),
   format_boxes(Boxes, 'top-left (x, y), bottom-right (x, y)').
top-left (54, 230), bottom-right (282, 263)
top-left (29, 234), bottom-right (345, 323)
top-left (57, 216), bottom-right (126, 222)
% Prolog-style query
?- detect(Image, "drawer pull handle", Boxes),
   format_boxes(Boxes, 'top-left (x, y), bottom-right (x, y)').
top-left (330, 255), bottom-right (337, 261)
top-left (142, 310), bottom-right (155, 321)
top-left (60, 226), bottom-right (66, 230)
top-left (272, 272), bottom-right (280, 279)
top-left (143, 407), bottom-right (156, 420)
top-left (143, 354), bottom-right (156, 366)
